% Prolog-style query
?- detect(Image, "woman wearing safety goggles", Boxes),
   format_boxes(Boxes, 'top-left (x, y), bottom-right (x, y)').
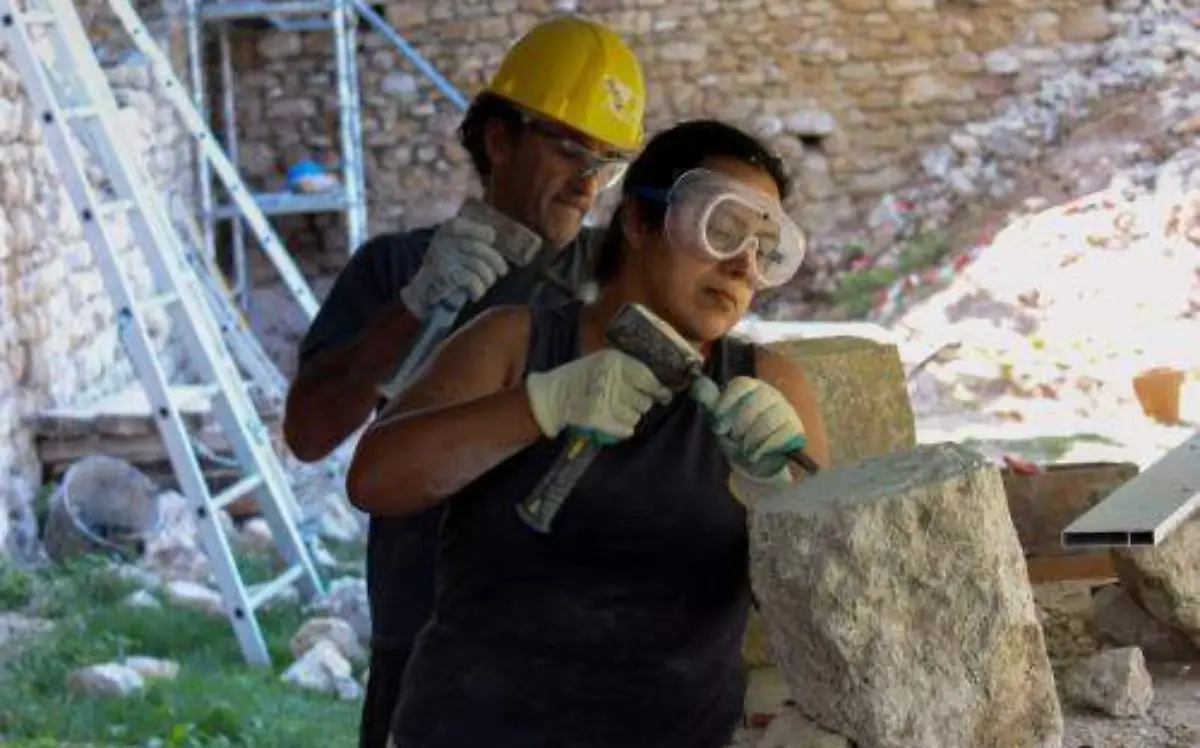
top-left (349, 119), bottom-right (831, 748)
top-left (630, 166), bottom-right (809, 292)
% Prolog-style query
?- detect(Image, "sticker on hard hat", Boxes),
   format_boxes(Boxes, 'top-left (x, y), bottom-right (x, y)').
top-left (603, 75), bottom-right (638, 124)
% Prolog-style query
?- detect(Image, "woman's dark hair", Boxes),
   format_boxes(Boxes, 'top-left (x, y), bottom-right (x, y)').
top-left (593, 119), bottom-right (791, 284)
top-left (458, 93), bottom-right (524, 179)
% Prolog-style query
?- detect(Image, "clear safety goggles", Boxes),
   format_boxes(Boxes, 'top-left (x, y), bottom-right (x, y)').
top-left (634, 168), bottom-right (807, 288)
top-left (522, 116), bottom-right (630, 189)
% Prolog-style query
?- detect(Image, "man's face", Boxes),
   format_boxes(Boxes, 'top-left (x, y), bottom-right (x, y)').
top-left (485, 116), bottom-right (629, 251)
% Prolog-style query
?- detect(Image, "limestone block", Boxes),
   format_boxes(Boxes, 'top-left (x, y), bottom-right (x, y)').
top-left (750, 443), bottom-right (1063, 748)
top-left (746, 336), bottom-right (917, 669)
top-left (1061, 647), bottom-right (1154, 718)
top-left (1113, 513), bottom-right (1200, 648)
top-left (764, 336), bottom-right (916, 469)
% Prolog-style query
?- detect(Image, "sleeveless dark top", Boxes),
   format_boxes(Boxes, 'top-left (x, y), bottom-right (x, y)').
top-left (391, 301), bottom-right (758, 748)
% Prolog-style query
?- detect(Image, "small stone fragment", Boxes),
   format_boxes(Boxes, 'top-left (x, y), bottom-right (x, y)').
top-left (282, 638), bottom-right (355, 698)
top-left (67, 663), bottom-right (145, 698)
top-left (291, 616), bottom-right (367, 664)
top-left (164, 580), bottom-right (225, 618)
top-left (123, 589), bottom-right (160, 609)
top-left (122, 655), bottom-right (180, 681)
top-left (1061, 646), bottom-right (1155, 718)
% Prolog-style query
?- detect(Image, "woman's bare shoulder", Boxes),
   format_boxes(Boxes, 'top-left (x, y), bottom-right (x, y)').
top-left (423, 304), bottom-right (533, 391)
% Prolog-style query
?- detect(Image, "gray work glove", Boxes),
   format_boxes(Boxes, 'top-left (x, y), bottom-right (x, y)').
top-left (693, 376), bottom-right (806, 505)
top-left (399, 215), bottom-right (509, 319)
top-left (525, 349), bottom-right (672, 443)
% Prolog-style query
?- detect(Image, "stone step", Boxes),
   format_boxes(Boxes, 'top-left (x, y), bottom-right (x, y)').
top-left (30, 383), bottom-right (280, 478)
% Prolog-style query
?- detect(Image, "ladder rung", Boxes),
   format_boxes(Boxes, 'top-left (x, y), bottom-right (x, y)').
top-left (17, 10), bottom-right (56, 24)
top-left (62, 105), bottom-right (98, 121)
top-left (100, 199), bottom-right (135, 217)
top-left (266, 15), bottom-right (332, 31)
top-left (198, 0), bottom-right (333, 21)
top-left (211, 473), bottom-right (264, 512)
top-left (140, 291), bottom-right (180, 312)
top-left (247, 564), bottom-right (305, 611)
top-left (209, 189), bottom-right (349, 221)
top-left (190, 381), bottom-right (261, 405)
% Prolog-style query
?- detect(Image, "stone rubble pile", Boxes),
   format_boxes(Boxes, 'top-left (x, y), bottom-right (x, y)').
top-left (778, 0), bottom-right (1200, 316)
top-left (903, 1), bottom-right (1198, 222)
top-left (49, 563), bottom-right (376, 702)
top-left (856, 33), bottom-right (1200, 460)
top-left (54, 466), bottom-right (373, 700)
top-left (898, 137), bottom-right (1199, 428)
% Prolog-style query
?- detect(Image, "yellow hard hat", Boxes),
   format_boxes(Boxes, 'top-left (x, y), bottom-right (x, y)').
top-left (484, 15), bottom-right (646, 153)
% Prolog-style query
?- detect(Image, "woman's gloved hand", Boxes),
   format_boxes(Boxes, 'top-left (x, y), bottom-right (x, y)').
top-left (708, 376), bottom-right (807, 480)
top-left (525, 350), bottom-right (673, 443)
top-left (399, 215), bottom-right (510, 320)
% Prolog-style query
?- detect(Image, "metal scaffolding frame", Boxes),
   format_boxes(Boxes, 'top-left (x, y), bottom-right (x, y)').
top-left (184, 0), bottom-right (368, 317)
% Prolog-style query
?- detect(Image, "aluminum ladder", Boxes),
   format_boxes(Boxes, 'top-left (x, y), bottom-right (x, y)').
top-left (104, 0), bottom-right (325, 321)
top-left (0, 0), bottom-right (324, 667)
top-left (168, 194), bottom-right (289, 412)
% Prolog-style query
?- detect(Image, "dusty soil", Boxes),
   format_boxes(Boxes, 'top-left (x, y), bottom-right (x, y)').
top-left (1038, 581), bottom-right (1200, 747)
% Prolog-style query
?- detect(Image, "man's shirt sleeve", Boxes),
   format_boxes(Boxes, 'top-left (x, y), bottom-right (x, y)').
top-left (297, 230), bottom-right (433, 367)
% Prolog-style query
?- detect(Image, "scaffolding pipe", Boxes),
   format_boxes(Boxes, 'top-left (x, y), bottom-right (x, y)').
top-left (353, 0), bottom-right (469, 111)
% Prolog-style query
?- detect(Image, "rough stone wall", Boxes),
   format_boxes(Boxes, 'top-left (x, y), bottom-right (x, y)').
top-left (0, 2), bottom-right (196, 558)
top-left (221, 0), bottom-right (1116, 255)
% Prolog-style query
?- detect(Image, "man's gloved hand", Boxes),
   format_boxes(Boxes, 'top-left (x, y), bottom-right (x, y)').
top-left (525, 349), bottom-right (673, 443)
top-left (708, 376), bottom-right (807, 480)
top-left (399, 215), bottom-right (509, 320)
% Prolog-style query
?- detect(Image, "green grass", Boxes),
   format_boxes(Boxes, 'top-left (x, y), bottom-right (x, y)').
top-left (0, 554), bottom-right (361, 747)
top-left (833, 232), bottom-right (954, 318)
top-left (960, 433), bottom-right (1122, 463)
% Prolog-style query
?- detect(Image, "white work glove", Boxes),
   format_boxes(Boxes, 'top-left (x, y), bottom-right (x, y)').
top-left (525, 349), bottom-right (673, 444)
top-left (399, 215), bottom-right (509, 320)
top-left (705, 377), bottom-right (807, 504)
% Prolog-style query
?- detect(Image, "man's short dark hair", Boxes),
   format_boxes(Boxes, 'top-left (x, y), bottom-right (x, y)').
top-left (457, 93), bottom-right (525, 180)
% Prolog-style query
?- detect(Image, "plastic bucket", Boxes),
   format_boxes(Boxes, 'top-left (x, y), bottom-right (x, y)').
top-left (43, 455), bottom-right (163, 564)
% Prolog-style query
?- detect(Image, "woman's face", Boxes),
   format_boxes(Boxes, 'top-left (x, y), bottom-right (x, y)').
top-left (629, 156), bottom-right (783, 343)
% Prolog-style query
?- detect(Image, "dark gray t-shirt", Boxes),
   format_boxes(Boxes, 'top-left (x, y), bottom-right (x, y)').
top-left (298, 225), bottom-right (598, 648)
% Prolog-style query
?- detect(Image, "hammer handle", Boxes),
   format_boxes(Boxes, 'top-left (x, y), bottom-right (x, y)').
top-left (692, 375), bottom-right (820, 477)
top-left (788, 450), bottom-right (821, 476)
top-left (516, 433), bottom-right (603, 533)
top-left (377, 292), bottom-right (466, 400)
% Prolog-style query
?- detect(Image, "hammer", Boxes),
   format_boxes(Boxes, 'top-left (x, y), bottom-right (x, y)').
top-left (516, 302), bottom-right (819, 534)
top-left (378, 198), bottom-right (544, 400)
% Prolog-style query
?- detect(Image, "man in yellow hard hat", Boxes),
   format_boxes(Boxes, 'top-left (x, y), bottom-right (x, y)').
top-left (281, 15), bottom-right (646, 748)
